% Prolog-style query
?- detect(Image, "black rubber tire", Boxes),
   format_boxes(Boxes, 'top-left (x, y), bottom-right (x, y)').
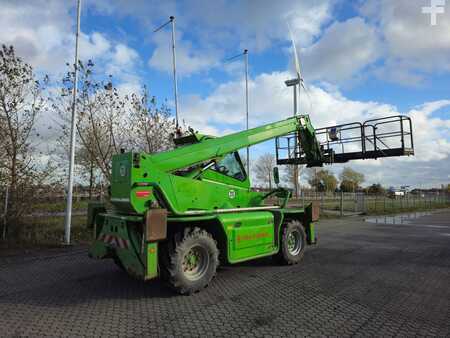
top-left (275, 220), bottom-right (306, 265)
top-left (160, 227), bottom-right (219, 295)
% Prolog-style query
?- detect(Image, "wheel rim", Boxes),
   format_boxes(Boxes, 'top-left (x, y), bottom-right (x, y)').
top-left (287, 230), bottom-right (302, 256)
top-left (182, 245), bottom-right (209, 281)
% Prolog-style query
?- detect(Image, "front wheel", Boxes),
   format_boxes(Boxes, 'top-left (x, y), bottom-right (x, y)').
top-left (275, 220), bottom-right (306, 265)
top-left (160, 227), bottom-right (219, 295)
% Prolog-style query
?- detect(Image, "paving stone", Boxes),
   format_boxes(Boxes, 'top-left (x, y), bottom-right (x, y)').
top-left (0, 211), bottom-right (449, 337)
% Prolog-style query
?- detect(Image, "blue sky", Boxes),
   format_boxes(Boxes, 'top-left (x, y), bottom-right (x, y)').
top-left (1, 0), bottom-right (449, 188)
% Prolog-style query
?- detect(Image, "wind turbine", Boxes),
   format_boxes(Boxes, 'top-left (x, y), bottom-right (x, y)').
top-left (284, 24), bottom-right (311, 198)
top-left (286, 24), bottom-right (310, 115)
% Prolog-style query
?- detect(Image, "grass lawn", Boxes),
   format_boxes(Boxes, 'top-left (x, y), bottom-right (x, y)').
top-left (1, 215), bottom-right (92, 249)
top-left (30, 200), bottom-right (89, 213)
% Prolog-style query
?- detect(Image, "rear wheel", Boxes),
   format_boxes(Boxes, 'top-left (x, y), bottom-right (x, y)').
top-left (160, 227), bottom-right (219, 295)
top-left (275, 220), bottom-right (306, 265)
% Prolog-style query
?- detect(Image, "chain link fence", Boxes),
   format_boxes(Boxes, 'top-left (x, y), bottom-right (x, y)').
top-left (288, 191), bottom-right (450, 215)
top-left (0, 185), bottom-right (108, 239)
top-left (1, 186), bottom-right (449, 239)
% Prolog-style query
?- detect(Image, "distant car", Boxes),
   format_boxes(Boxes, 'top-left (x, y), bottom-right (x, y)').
top-left (388, 190), bottom-right (405, 199)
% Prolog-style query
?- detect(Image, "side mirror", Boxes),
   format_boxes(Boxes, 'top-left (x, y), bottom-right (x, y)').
top-left (273, 167), bottom-right (280, 186)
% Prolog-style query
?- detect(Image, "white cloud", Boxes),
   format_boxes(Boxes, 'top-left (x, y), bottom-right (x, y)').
top-left (0, 0), bottom-right (74, 73)
top-left (181, 70), bottom-right (399, 132)
top-left (181, 70), bottom-right (450, 186)
top-left (301, 17), bottom-right (382, 83)
top-left (148, 31), bottom-right (219, 76)
top-left (0, 0), bottom-right (141, 85)
top-left (79, 32), bottom-right (112, 60)
top-left (94, 0), bottom-right (334, 50)
top-left (113, 44), bottom-right (139, 65)
top-left (93, 0), bottom-right (334, 76)
top-left (407, 101), bottom-right (450, 161)
top-left (359, 0), bottom-right (450, 84)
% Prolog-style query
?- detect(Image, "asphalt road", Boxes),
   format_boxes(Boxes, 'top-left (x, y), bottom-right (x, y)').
top-left (1, 210), bottom-right (449, 337)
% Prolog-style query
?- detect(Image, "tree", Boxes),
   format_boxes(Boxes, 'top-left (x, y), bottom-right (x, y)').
top-left (339, 167), bottom-right (364, 192)
top-left (53, 60), bottom-right (179, 190)
top-left (0, 45), bottom-right (49, 235)
top-left (307, 169), bottom-right (337, 192)
top-left (54, 60), bottom-right (129, 185)
top-left (285, 165), bottom-right (301, 197)
top-left (128, 87), bottom-right (177, 153)
top-left (254, 153), bottom-right (275, 189)
top-left (367, 183), bottom-right (385, 195)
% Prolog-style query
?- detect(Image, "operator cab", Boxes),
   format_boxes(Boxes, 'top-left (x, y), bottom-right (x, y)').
top-left (212, 152), bottom-right (246, 181)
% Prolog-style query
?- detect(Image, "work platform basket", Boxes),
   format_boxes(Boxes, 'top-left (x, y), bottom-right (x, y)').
top-left (276, 115), bottom-right (414, 166)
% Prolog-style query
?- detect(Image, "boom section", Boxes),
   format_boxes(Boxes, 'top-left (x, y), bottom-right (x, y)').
top-left (150, 115), bottom-right (320, 172)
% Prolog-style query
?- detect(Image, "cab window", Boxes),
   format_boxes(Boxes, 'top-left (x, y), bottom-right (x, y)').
top-left (213, 152), bottom-right (246, 181)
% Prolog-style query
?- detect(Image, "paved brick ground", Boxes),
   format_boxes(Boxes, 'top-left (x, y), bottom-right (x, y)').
top-left (1, 210), bottom-right (449, 337)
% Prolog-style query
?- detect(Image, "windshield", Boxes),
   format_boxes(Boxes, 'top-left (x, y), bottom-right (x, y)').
top-left (213, 152), bottom-right (246, 181)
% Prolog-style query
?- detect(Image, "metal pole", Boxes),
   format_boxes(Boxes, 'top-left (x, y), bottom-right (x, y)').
top-left (292, 83), bottom-right (297, 196)
top-left (64, 0), bottom-right (81, 245)
top-left (293, 85), bottom-right (297, 115)
top-left (2, 186), bottom-right (9, 240)
top-left (170, 16), bottom-right (179, 129)
top-left (244, 49), bottom-right (250, 179)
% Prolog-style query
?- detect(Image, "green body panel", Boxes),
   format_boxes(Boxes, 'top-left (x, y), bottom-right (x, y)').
top-left (170, 174), bottom-right (261, 211)
top-left (218, 212), bottom-right (275, 262)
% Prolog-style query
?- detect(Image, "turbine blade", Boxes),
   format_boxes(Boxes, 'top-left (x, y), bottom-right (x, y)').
top-left (287, 24), bottom-right (302, 81)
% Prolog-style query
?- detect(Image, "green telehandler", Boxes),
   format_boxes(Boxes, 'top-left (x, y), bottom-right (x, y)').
top-left (88, 114), bottom-right (414, 294)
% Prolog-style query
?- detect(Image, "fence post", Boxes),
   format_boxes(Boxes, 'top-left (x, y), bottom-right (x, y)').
top-left (320, 192), bottom-right (324, 213)
top-left (2, 186), bottom-right (9, 240)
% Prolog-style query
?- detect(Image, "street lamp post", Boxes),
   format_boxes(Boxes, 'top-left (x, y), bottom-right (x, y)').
top-left (154, 16), bottom-right (180, 129)
top-left (285, 78), bottom-right (300, 198)
top-left (64, 0), bottom-right (82, 245)
top-left (244, 49), bottom-right (250, 178)
top-left (225, 50), bottom-right (251, 180)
